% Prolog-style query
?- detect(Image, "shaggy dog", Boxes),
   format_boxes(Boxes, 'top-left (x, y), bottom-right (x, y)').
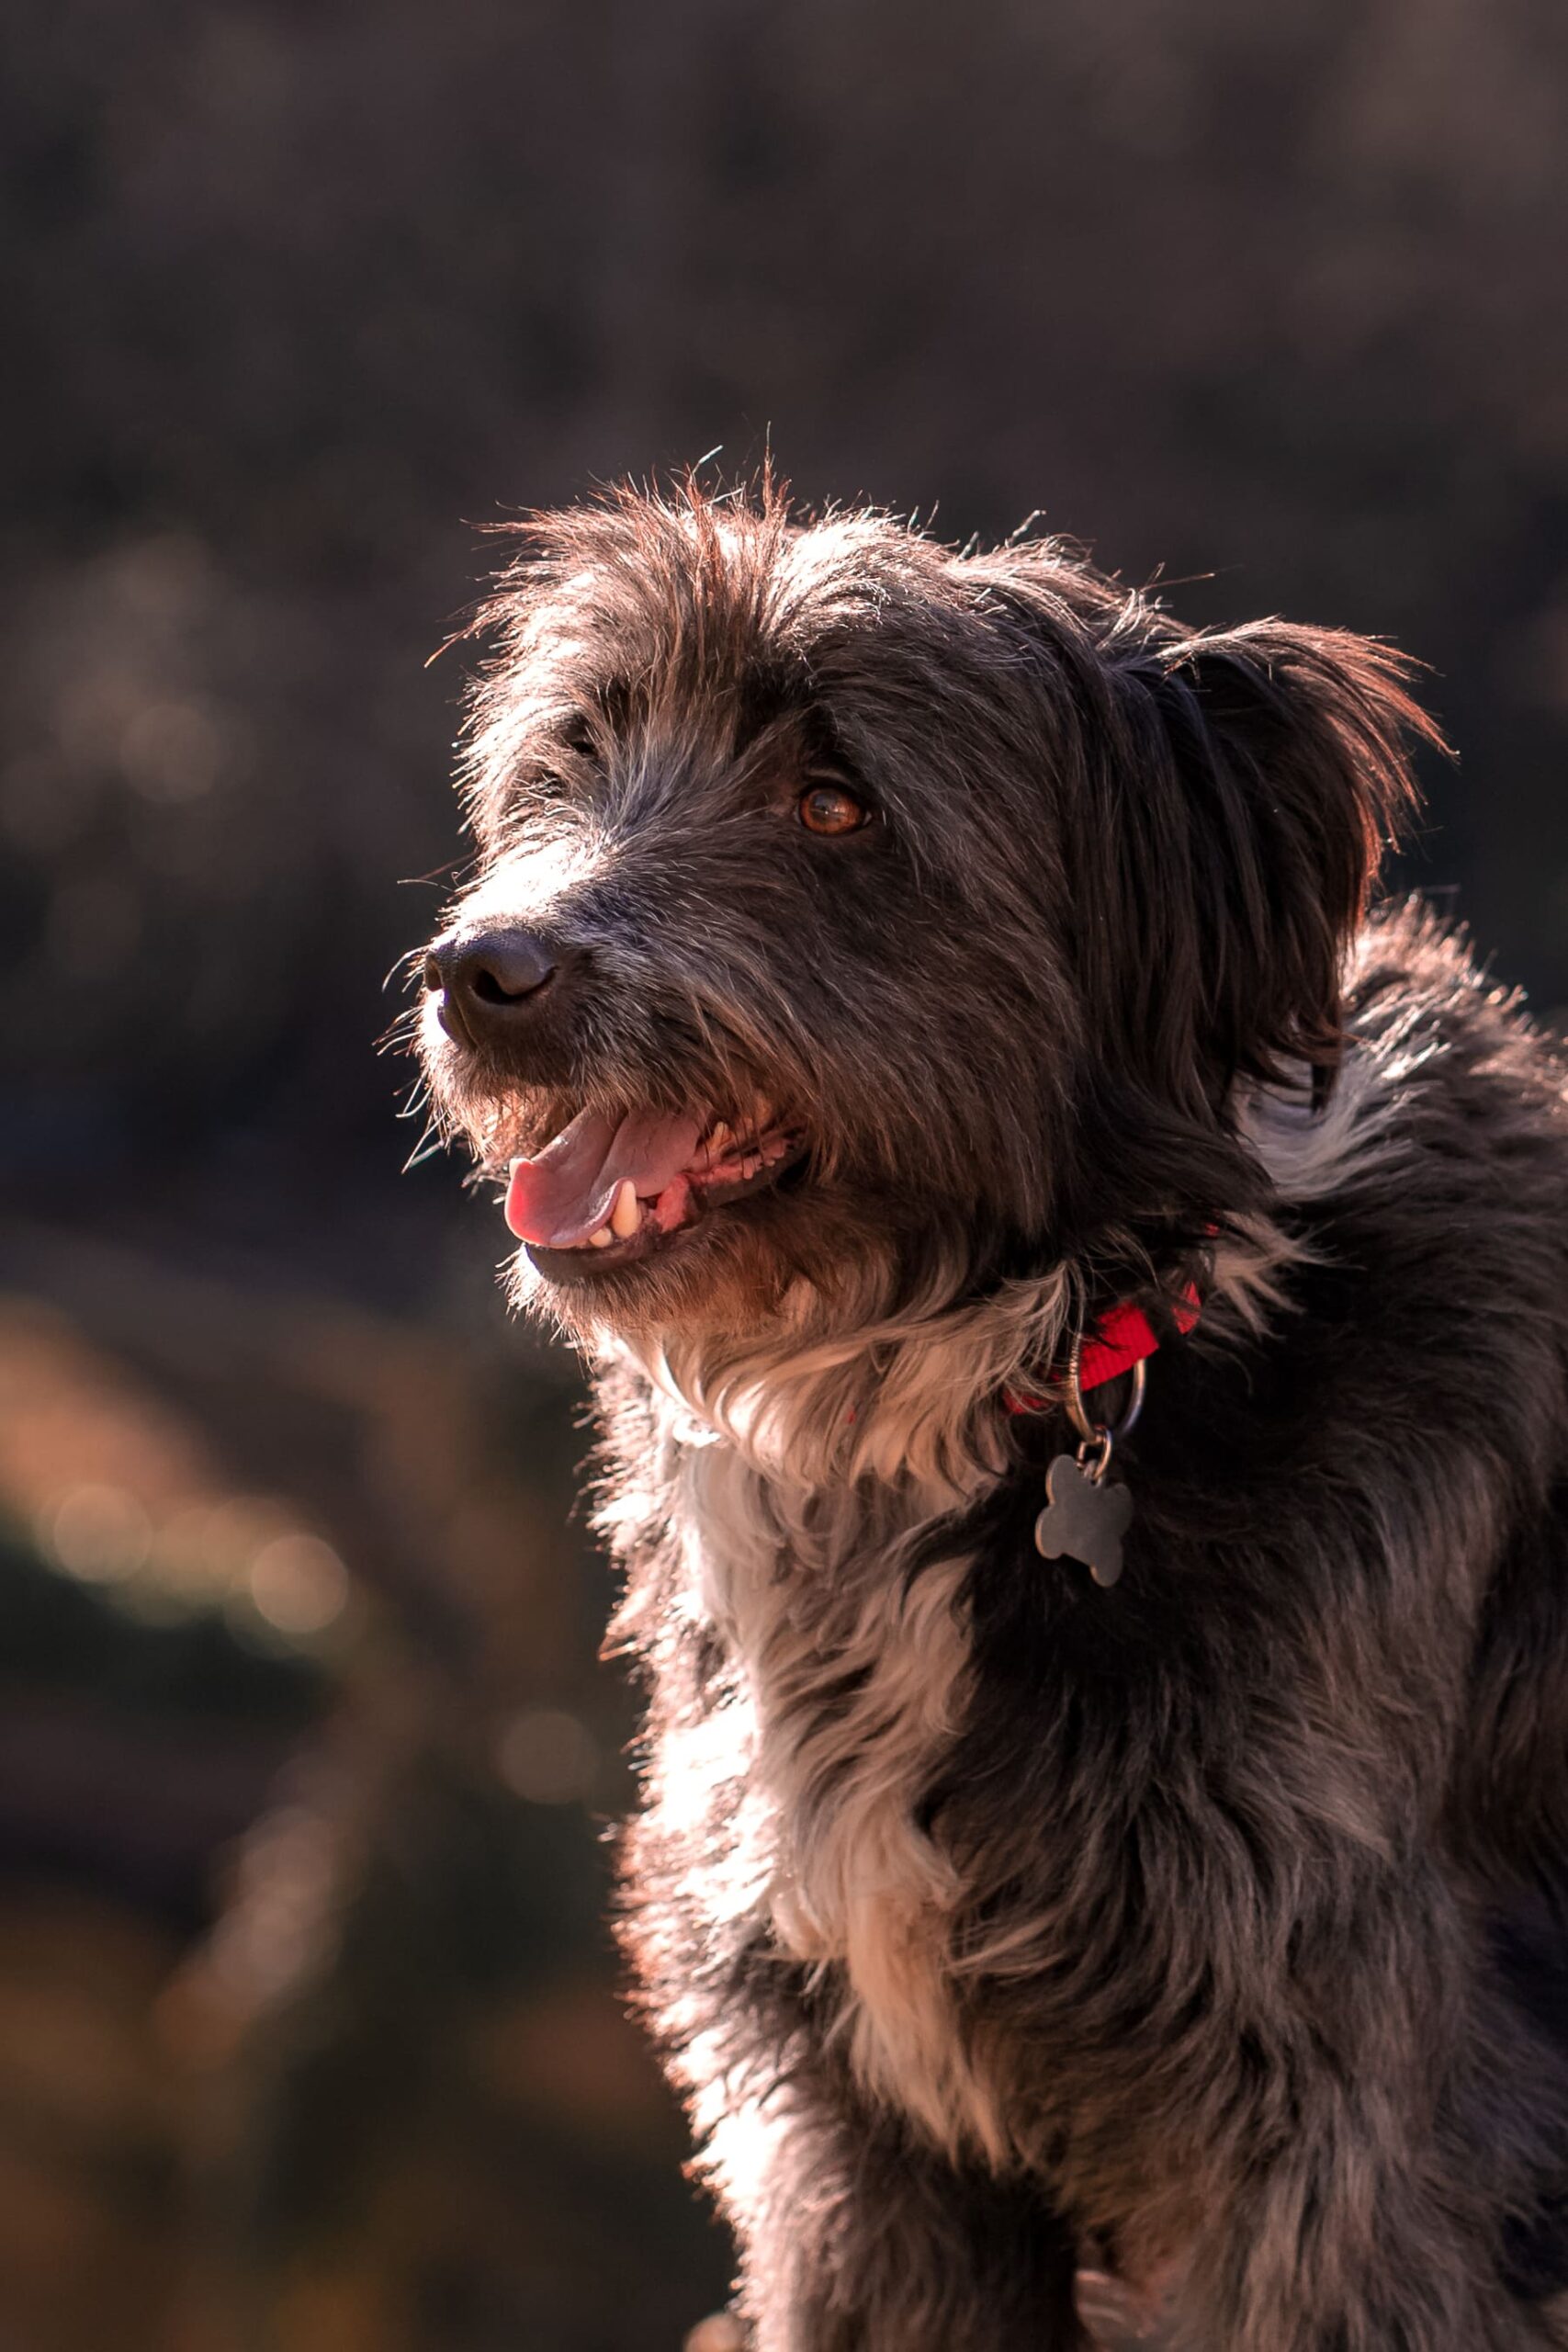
top-left (416, 481), bottom-right (1568, 2350)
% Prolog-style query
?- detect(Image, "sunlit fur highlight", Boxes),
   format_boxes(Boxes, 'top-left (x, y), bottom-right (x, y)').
top-left (417, 481), bottom-right (1568, 2349)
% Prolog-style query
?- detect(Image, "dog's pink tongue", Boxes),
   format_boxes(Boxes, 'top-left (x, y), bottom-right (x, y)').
top-left (504, 1106), bottom-right (703, 1247)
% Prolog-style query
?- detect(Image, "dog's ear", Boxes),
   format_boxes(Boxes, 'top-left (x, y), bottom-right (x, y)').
top-left (1090, 621), bottom-right (1438, 1106)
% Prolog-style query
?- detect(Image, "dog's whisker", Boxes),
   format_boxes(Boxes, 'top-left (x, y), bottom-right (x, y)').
top-left (400, 1125), bottom-right (449, 1173)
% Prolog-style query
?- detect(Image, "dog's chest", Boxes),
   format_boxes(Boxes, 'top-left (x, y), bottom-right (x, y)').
top-left (654, 1434), bottom-right (1011, 2164)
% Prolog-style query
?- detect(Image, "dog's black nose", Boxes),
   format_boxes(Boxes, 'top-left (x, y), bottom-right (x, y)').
top-left (424, 926), bottom-right (562, 1046)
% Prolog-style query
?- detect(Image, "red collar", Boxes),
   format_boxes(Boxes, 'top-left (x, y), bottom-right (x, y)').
top-left (1004, 1284), bottom-right (1201, 1415)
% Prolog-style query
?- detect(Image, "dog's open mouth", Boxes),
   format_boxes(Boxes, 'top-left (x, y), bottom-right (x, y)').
top-left (503, 1101), bottom-right (806, 1276)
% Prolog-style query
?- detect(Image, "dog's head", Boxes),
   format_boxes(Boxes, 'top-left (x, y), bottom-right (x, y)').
top-left (416, 481), bottom-right (1430, 1343)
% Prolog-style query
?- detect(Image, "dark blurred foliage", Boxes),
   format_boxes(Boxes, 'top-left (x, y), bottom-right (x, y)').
top-left (1, 2), bottom-right (1566, 2346)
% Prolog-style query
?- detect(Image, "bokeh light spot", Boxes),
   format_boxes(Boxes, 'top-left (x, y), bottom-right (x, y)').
top-left (41, 1484), bottom-right (152, 1582)
top-left (246, 1532), bottom-right (351, 1636)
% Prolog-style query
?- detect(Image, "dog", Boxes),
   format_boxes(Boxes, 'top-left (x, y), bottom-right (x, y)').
top-left (417, 479), bottom-right (1568, 2349)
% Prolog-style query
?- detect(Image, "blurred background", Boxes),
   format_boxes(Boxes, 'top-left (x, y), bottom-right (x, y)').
top-left (2, 2), bottom-right (1567, 2345)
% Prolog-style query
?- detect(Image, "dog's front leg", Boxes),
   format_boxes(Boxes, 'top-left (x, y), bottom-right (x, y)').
top-left (716, 2076), bottom-right (1085, 2352)
top-left (1175, 1885), bottom-right (1566, 2352)
top-left (1197, 2120), bottom-right (1564, 2352)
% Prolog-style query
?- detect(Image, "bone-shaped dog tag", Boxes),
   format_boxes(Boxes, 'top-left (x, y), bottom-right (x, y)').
top-left (1033, 1453), bottom-right (1133, 1589)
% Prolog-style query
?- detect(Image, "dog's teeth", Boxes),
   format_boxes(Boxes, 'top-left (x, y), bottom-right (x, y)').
top-left (707, 1121), bottom-right (732, 1159)
top-left (610, 1178), bottom-right (639, 1238)
top-left (589, 1225), bottom-right (614, 1249)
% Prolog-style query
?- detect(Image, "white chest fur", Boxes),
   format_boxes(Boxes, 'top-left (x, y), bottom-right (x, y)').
top-left (649, 1422), bottom-right (1010, 2165)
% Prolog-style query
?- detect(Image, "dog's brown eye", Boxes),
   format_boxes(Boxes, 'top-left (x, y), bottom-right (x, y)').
top-left (797, 782), bottom-right (869, 837)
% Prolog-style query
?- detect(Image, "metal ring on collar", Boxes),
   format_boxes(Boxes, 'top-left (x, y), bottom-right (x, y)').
top-left (1063, 1339), bottom-right (1146, 1447)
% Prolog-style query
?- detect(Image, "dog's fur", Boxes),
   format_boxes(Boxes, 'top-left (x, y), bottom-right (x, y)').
top-left (417, 480), bottom-right (1568, 2349)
